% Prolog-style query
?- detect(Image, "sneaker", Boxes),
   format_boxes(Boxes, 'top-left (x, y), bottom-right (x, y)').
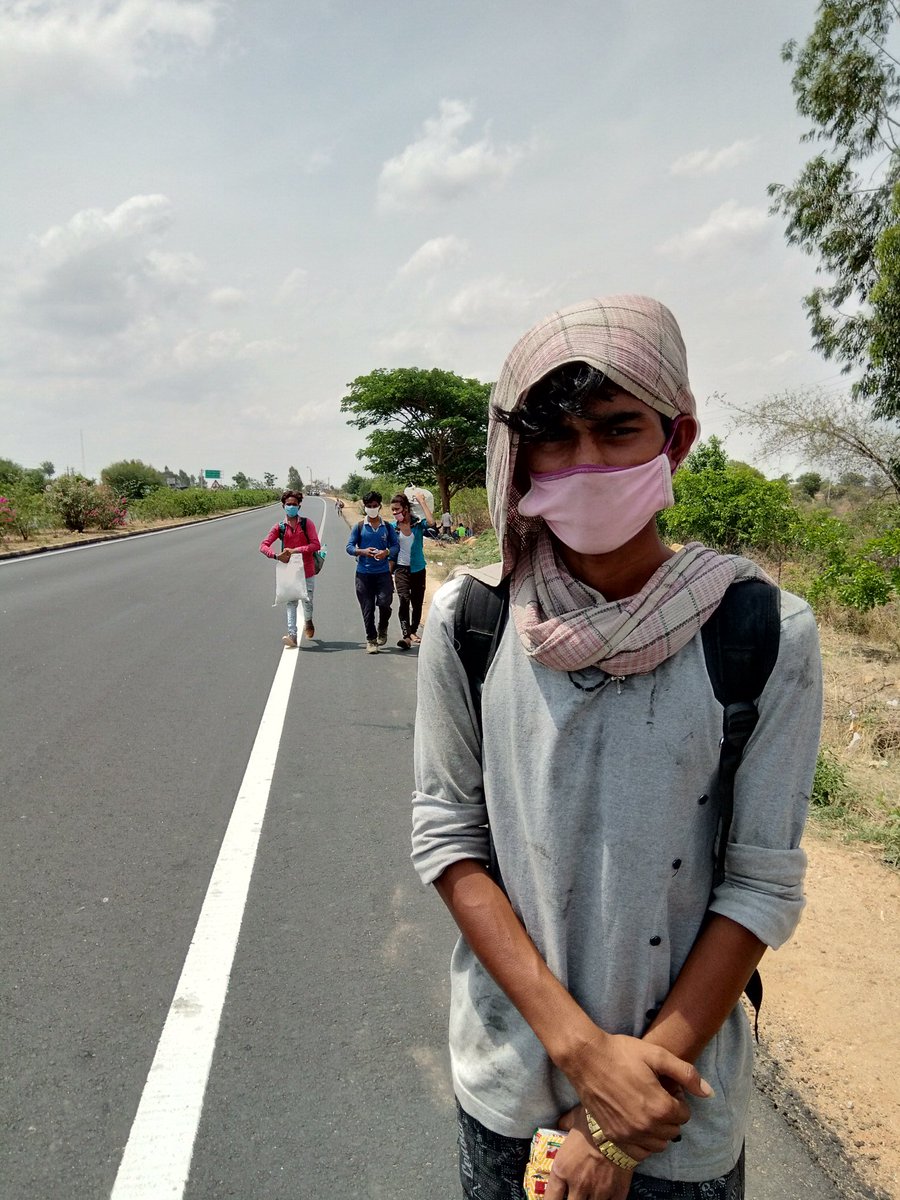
top-left (282, 634), bottom-right (298, 649)
top-left (397, 637), bottom-right (411, 650)
top-left (366, 640), bottom-right (379, 654)
top-left (409, 632), bottom-right (422, 644)
top-left (376, 629), bottom-right (388, 646)
top-left (304, 620), bottom-right (315, 638)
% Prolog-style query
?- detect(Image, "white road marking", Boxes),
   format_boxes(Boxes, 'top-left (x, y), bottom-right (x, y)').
top-left (110, 647), bottom-right (300, 1199)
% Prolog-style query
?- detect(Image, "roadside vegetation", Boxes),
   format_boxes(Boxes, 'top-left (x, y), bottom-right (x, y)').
top-left (0, 456), bottom-right (277, 546)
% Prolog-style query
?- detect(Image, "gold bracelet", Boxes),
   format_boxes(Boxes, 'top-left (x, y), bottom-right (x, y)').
top-left (584, 1111), bottom-right (639, 1172)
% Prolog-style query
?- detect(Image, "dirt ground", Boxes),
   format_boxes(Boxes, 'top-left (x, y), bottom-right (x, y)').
top-left (7, 506), bottom-right (900, 1197)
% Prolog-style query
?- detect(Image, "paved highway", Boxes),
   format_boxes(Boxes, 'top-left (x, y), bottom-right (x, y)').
top-left (0, 501), bottom-right (854, 1198)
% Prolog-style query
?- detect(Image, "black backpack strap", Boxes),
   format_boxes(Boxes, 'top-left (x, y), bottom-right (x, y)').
top-left (453, 575), bottom-right (510, 734)
top-left (453, 574), bottom-right (510, 886)
top-left (299, 516), bottom-right (308, 540)
top-left (702, 577), bottom-right (781, 1034)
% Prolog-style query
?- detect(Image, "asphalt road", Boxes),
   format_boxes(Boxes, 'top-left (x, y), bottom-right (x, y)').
top-left (0, 502), bottom-right (855, 1199)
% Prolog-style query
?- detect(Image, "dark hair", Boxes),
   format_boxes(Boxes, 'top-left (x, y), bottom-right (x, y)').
top-left (493, 362), bottom-right (672, 441)
top-left (362, 490), bottom-right (382, 506)
top-left (280, 489), bottom-right (302, 505)
top-left (390, 492), bottom-right (410, 512)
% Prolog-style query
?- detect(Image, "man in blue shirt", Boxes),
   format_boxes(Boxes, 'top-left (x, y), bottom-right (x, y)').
top-left (346, 490), bottom-right (400, 653)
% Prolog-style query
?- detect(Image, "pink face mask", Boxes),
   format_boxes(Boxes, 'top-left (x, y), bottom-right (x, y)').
top-left (517, 430), bottom-right (679, 556)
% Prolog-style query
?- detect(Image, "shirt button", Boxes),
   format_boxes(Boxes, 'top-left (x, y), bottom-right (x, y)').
top-left (672, 858), bottom-right (682, 870)
top-left (645, 1008), bottom-right (657, 1021)
top-left (698, 794), bottom-right (709, 805)
top-left (649, 936), bottom-right (662, 946)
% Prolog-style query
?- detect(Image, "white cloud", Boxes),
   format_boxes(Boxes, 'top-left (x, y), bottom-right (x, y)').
top-left (0, 0), bottom-right (222, 95)
top-left (378, 99), bottom-right (525, 211)
top-left (209, 286), bottom-right (246, 307)
top-left (446, 276), bottom-right (549, 329)
top-left (670, 138), bottom-right (758, 177)
top-left (397, 235), bottom-right (469, 278)
top-left (276, 267), bottom-right (308, 302)
top-left (15, 195), bottom-right (201, 335)
top-left (657, 201), bottom-right (769, 259)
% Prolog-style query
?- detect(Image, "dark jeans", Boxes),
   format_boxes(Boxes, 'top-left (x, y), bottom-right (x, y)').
top-left (394, 565), bottom-right (426, 636)
top-left (354, 571), bottom-right (393, 641)
top-left (456, 1104), bottom-right (745, 1200)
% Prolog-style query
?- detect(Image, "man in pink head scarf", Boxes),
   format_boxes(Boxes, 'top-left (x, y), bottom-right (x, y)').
top-left (412, 297), bottom-right (822, 1199)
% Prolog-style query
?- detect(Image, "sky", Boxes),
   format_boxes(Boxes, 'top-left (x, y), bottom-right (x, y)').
top-left (1, 0), bottom-right (842, 489)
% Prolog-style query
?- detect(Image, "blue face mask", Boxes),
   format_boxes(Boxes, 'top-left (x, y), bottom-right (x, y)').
top-left (284, 504), bottom-right (300, 518)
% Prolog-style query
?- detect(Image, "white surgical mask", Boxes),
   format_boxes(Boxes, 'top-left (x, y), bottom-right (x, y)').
top-left (364, 506), bottom-right (380, 517)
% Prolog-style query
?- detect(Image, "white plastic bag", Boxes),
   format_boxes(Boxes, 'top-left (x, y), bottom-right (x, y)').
top-left (405, 486), bottom-right (434, 521)
top-left (274, 557), bottom-right (308, 604)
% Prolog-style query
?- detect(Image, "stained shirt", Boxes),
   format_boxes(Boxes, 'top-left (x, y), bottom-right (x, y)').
top-left (411, 575), bottom-right (822, 1182)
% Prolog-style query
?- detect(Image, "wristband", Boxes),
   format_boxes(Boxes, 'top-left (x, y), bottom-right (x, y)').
top-left (584, 1112), bottom-right (639, 1172)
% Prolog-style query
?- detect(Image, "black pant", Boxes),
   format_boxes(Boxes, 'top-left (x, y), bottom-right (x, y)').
top-left (456, 1103), bottom-right (745, 1199)
top-left (354, 571), bottom-right (393, 641)
top-left (394, 565), bottom-right (426, 636)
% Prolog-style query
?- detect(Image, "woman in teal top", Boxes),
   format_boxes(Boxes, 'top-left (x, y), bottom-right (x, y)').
top-left (390, 490), bottom-right (436, 648)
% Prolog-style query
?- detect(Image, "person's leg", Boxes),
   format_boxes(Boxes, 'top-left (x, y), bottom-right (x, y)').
top-left (282, 600), bottom-right (298, 647)
top-left (456, 1103), bottom-right (531, 1200)
top-left (409, 567), bottom-right (427, 635)
top-left (395, 566), bottom-right (412, 643)
top-left (301, 576), bottom-right (315, 637)
top-left (355, 573), bottom-right (378, 645)
top-left (626, 1148), bottom-right (744, 1198)
top-left (375, 571), bottom-right (393, 644)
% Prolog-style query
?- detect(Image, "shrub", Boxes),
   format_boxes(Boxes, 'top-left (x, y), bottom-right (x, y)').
top-left (101, 459), bottom-right (165, 500)
top-left (1, 486), bottom-right (49, 539)
top-left (45, 476), bottom-right (99, 531)
top-left (450, 488), bottom-right (491, 533)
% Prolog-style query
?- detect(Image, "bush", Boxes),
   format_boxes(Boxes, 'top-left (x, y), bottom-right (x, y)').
top-left (101, 459), bottom-right (165, 500)
top-left (450, 488), bottom-right (491, 533)
top-left (46, 476), bottom-right (100, 531)
top-left (130, 487), bottom-right (276, 521)
top-left (0, 486), bottom-right (50, 539)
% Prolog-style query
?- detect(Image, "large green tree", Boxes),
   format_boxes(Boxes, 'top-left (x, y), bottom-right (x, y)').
top-left (341, 367), bottom-right (491, 513)
top-left (769, 0), bottom-right (900, 420)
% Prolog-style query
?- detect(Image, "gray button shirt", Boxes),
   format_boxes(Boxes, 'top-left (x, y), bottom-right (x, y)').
top-left (412, 576), bottom-right (822, 1181)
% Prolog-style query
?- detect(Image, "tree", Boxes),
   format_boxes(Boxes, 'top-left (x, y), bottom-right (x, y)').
top-left (101, 459), bottom-right (165, 500)
top-left (286, 465), bottom-right (304, 491)
top-left (795, 470), bottom-right (825, 497)
top-left (232, 472), bottom-right (250, 489)
top-left (769, 1), bottom-right (900, 419)
top-left (263, 472), bottom-right (276, 488)
top-left (682, 434), bottom-right (729, 474)
top-left (341, 367), bottom-right (491, 513)
top-left (724, 388), bottom-right (900, 500)
top-left (39, 461), bottom-right (54, 477)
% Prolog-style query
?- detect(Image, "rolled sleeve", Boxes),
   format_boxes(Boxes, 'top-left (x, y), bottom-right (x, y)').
top-left (411, 793), bottom-right (490, 884)
top-left (709, 842), bottom-right (807, 949)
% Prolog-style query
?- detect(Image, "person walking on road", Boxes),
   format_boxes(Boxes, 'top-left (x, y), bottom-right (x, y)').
top-left (389, 490), bottom-right (436, 649)
top-left (346, 491), bottom-right (399, 653)
top-left (411, 295), bottom-right (822, 1199)
top-left (260, 489), bottom-right (321, 647)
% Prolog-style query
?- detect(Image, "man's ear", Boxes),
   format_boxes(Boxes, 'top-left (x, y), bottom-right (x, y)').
top-left (668, 416), bottom-right (699, 468)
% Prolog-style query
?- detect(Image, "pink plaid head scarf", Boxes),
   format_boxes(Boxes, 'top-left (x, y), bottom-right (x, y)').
top-left (479, 295), bottom-right (767, 675)
top-left (488, 294), bottom-right (698, 577)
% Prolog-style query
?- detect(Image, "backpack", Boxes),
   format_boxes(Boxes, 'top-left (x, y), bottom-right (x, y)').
top-left (279, 518), bottom-right (326, 574)
top-left (452, 573), bottom-right (781, 1031)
